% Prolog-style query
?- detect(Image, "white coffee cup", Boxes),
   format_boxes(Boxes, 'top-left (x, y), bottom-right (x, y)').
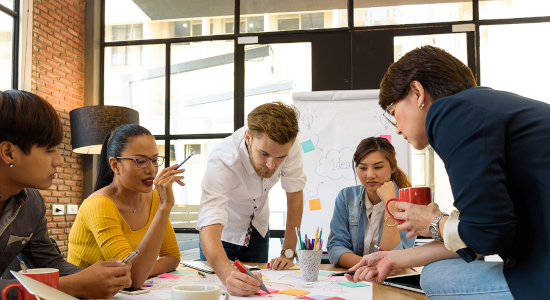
top-left (171, 284), bottom-right (229, 300)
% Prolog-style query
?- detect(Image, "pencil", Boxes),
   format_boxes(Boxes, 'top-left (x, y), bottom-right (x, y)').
top-left (313, 227), bottom-right (319, 250)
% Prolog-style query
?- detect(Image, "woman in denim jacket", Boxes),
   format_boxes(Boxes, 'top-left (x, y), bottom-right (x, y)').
top-left (328, 137), bottom-right (415, 269)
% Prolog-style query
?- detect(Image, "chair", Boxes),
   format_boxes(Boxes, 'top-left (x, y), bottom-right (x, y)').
top-left (170, 204), bottom-right (201, 251)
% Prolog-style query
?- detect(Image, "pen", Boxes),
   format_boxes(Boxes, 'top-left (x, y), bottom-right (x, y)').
top-left (234, 260), bottom-right (270, 294)
top-left (313, 227), bottom-right (319, 250)
top-left (122, 250), bottom-right (139, 264)
top-left (330, 271), bottom-right (355, 277)
top-left (176, 151), bottom-right (195, 170)
top-left (198, 271), bottom-right (206, 278)
top-left (374, 245), bottom-right (417, 272)
top-left (298, 227), bottom-right (304, 250)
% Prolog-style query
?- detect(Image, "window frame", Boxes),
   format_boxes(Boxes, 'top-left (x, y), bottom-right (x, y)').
top-left (0, 0), bottom-right (19, 89)
top-left (99, 0), bottom-right (550, 234)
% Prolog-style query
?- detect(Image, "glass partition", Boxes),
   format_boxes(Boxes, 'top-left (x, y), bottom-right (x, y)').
top-left (0, 12), bottom-right (13, 90)
top-left (480, 0), bottom-right (550, 20)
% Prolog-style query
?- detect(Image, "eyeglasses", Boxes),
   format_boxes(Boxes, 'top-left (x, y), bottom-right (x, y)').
top-left (382, 102), bottom-right (397, 127)
top-left (117, 156), bottom-right (165, 168)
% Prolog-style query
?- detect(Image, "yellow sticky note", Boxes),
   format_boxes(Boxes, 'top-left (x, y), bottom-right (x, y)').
top-left (262, 275), bottom-right (273, 280)
top-left (309, 199), bottom-right (321, 211)
top-left (294, 270), bottom-right (301, 274)
top-left (278, 288), bottom-right (310, 297)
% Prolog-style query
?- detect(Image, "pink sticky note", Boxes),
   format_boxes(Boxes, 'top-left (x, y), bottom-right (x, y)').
top-left (380, 134), bottom-right (391, 143)
top-left (255, 288), bottom-right (279, 295)
top-left (158, 273), bottom-right (184, 279)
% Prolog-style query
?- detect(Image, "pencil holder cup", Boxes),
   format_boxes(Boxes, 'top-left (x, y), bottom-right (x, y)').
top-left (297, 250), bottom-right (323, 282)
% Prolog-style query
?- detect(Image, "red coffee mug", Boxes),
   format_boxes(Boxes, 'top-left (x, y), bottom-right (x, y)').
top-left (1, 268), bottom-right (59, 300)
top-left (385, 187), bottom-right (432, 224)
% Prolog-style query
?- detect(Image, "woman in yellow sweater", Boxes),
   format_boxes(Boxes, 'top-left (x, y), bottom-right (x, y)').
top-left (68, 124), bottom-right (183, 288)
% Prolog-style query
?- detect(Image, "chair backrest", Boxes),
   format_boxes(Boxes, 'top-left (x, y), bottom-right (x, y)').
top-left (170, 204), bottom-right (201, 251)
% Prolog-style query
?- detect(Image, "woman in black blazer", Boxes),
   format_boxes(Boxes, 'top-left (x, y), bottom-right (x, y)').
top-left (345, 45), bottom-right (550, 300)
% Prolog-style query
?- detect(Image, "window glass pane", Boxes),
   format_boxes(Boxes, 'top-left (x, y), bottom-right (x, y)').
top-left (105, 0), bottom-right (234, 41)
top-left (170, 40), bottom-right (234, 135)
top-left (480, 0), bottom-right (550, 20)
top-left (352, 1), bottom-right (472, 27)
top-left (104, 44), bottom-right (166, 135)
top-left (244, 43), bottom-right (311, 230)
top-left (394, 33), bottom-right (468, 64)
top-left (157, 139), bottom-right (222, 206)
top-left (244, 43), bottom-right (312, 119)
top-left (240, 0), bottom-right (346, 33)
top-left (0, 12), bottom-right (13, 90)
top-left (480, 23), bottom-right (550, 104)
top-left (0, 0), bottom-right (13, 10)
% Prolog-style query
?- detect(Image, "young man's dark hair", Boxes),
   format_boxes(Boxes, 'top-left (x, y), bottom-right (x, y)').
top-left (0, 90), bottom-right (63, 154)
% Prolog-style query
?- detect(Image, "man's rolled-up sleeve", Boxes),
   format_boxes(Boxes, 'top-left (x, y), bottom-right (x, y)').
top-left (280, 138), bottom-right (306, 193)
top-left (196, 159), bottom-right (234, 230)
top-left (426, 99), bottom-right (518, 262)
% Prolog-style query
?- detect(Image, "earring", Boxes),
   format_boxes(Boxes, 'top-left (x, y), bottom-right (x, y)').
top-left (421, 103), bottom-right (425, 110)
top-left (115, 172), bottom-right (120, 175)
top-left (8, 163), bottom-right (13, 168)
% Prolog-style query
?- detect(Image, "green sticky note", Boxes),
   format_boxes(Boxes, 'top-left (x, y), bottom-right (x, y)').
top-left (318, 271), bottom-right (334, 276)
top-left (301, 140), bottom-right (315, 153)
top-left (338, 282), bottom-right (370, 288)
top-left (171, 271), bottom-right (196, 275)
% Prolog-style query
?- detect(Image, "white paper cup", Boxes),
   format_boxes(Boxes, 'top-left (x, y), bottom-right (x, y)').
top-left (171, 284), bottom-right (229, 300)
top-left (297, 250), bottom-right (323, 282)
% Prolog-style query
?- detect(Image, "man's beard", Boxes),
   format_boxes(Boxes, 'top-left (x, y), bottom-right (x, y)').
top-left (247, 142), bottom-right (278, 179)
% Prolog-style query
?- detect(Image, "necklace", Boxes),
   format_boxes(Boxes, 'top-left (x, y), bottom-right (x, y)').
top-left (110, 183), bottom-right (140, 213)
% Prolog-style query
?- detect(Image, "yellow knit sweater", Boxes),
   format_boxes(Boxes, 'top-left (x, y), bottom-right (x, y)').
top-left (67, 191), bottom-right (180, 268)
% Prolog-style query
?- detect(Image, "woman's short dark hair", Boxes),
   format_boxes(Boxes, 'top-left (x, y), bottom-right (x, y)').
top-left (379, 46), bottom-right (477, 110)
top-left (94, 124), bottom-right (152, 191)
top-left (0, 90), bottom-right (63, 154)
top-left (353, 137), bottom-right (411, 189)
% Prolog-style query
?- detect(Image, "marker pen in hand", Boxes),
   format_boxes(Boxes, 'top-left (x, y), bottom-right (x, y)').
top-left (121, 250), bottom-right (139, 264)
top-left (176, 151), bottom-right (195, 170)
top-left (233, 260), bottom-right (270, 294)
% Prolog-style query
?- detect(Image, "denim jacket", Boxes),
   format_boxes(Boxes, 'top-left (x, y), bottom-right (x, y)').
top-left (327, 182), bottom-right (415, 266)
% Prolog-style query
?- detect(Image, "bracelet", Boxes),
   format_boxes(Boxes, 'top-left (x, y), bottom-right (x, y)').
top-left (384, 216), bottom-right (398, 227)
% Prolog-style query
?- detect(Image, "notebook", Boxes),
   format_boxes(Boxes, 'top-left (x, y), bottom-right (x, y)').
top-left (10, 271), bottom-right (79, 300)
top-left (382, 273), bottom-right (424, 293)
top-left (180, 261), bottom-right (260, 274)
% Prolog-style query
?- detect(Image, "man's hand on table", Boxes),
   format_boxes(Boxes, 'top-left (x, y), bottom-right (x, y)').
top-left (59, 259), bottom-right (132, 299)
top-left (221, 265), bottom-right (263, 296)
top-left (345, 252), bottom-right (394, 285)
top-left (269, 255), bottom-right (294, 270)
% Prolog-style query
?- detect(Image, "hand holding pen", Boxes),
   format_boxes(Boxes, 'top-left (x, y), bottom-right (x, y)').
top-left (233, 260), bottom-right (270, 294)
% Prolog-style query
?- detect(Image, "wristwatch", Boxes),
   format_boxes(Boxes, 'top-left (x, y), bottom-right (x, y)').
top-left (429, 212), bottom-right (449, 242)
top-left (281, 248), bottom-right (297, 259)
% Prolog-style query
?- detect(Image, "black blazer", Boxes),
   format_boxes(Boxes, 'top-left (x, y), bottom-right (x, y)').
top-left (426, 87), bottom-right (550, 299)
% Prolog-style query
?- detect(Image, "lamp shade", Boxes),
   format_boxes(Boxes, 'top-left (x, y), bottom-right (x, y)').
top-left (70, 106), bottom-right (139, 154)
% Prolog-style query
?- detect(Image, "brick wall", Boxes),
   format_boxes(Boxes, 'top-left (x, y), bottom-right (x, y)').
top-left (31, 0), bottom-right (85, 257)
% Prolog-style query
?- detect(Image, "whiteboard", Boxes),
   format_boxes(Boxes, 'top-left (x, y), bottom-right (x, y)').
top-left (293, 90), bottom-right (410, 251)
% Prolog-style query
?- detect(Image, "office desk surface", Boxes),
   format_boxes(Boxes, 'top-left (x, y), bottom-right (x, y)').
top-left (253, 263), bottom-right (428, 300)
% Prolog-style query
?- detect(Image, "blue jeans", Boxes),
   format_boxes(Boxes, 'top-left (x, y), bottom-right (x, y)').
top-left (420, 258), bottom-right (514, 300)
top-left (199, 227), bottom-right (270, 263)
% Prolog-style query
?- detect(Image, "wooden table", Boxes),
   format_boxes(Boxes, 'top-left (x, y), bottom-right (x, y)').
top-left (253, 263), bottom-right (428, 300)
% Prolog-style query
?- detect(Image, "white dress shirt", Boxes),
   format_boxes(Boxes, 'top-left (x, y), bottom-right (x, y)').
top-left (196, 126), bottom-right (307, 246)
top-left (363, 192), bottom-right (385, 255)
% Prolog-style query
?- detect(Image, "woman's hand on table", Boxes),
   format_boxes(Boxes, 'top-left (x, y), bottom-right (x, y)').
top-left (345, 252), bottom-right (394, 285)
top-left (393, 202), bottom-right (442, 239)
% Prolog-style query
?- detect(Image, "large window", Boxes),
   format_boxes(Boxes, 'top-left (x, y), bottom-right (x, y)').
top-left (100, 0), bottom-right (550, 256)
top-left (0, 0), bottom-right (18, 90)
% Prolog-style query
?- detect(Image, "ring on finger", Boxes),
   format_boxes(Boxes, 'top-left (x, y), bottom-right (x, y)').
top-left (163, 173), bottom-right (166, 178)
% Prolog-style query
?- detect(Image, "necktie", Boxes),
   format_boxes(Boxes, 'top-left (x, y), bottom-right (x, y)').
top-left (243, 214), bottom-right (255, 247)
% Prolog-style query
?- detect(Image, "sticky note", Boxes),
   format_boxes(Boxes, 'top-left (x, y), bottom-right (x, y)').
top-left (278, 288), bottom-right (311, 297)
top-left (255, 288), bottom-right (279, 295)
top-left (301, 140), bottom-right (315, 153)
top-left (309, 199), bottom-right (321, 211)
top-left (297, 296), bottom-right (332, 300)
top-left (294, 270), bottom-right (301, 274)
top-left (338, 282), bottom-right (370, 288)
top-left (380, 134), bottom-right (391, 143)
top-left (171, 271), bottom-right (196, 275)
top-left (158, 273), bottom-right (184, 279)
top-left (318, 271), bottom-right (334, 276)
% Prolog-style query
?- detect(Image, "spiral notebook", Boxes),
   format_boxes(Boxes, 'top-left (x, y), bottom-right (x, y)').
top-left (180, 261), bottom-right (260, 274)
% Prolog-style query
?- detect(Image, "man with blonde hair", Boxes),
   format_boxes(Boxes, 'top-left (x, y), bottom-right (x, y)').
top-left (197, 101), bottom-right (306, 297)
